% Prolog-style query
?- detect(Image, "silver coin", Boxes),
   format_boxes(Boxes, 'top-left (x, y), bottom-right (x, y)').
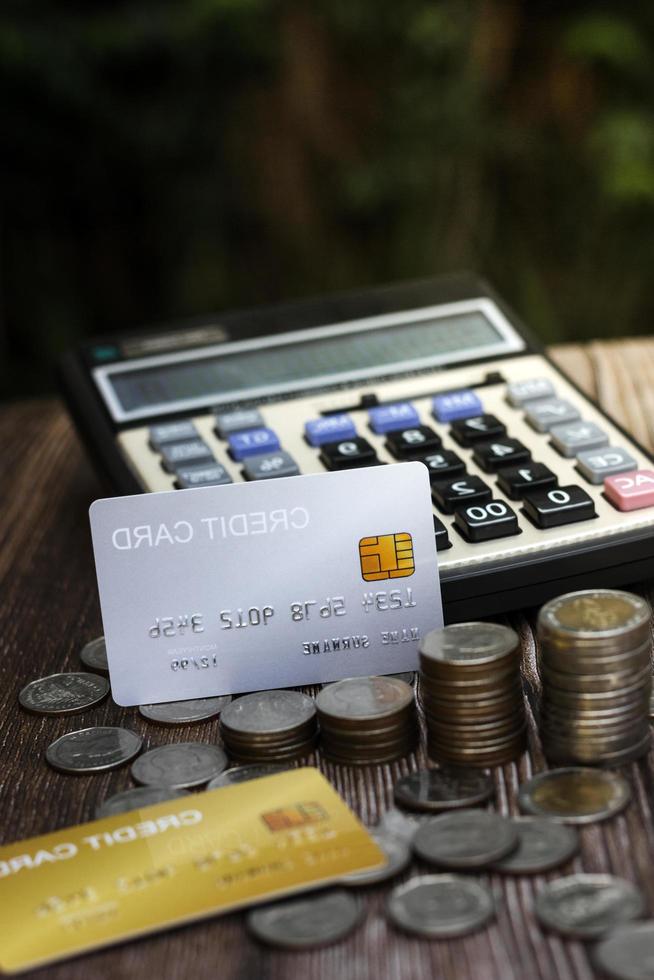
top-left (377, 807), bottom-right (433, 843)
top-left (46, 727), bottom-right (142, 774)
top-left (594, 922), bottom-right (654, 980)
top-left (247, 890), bottom-right (362, 949)
top-left (131, 742), bottom-right (228, 788)
top-left (316, 676), bottom-right (414, 722)
top-left (95, 786), bottom-right (190, 819)
top-left (394, 768), bottom-right (494, 812)
top-left (413, 809), bottom-right (518, 868)
top-left (491, 818), bottom-right (579, 874)
top-left (535, 874), bottom-right (645, 939)
top-left (518, 767), bottom-right (632, 824)
top-left (220, 691), bottom-right (316, 735)
top-left (420, 622), bottom-right (518, 666)
top-left (19, 672), bottom-right (109, 715)
top-left (79, 637), bottom-right (109, 675)
top-left (206, 764), bottom-right (291, 789)
top-left (388, 672), bottom-right (415, 685)
top-left (340, 832), bottom-right (411, 887)
top-left (387, 874), bottom-right (495, 938)
top-left (139, 696), bottom-right (232, 725)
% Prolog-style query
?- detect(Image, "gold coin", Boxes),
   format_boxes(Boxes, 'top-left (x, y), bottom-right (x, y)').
top-left (518, 767), bottom-right (631, 823)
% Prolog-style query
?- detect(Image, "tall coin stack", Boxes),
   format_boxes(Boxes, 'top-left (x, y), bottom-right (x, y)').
top-left (538, 589), bottom-right (652, 766)
top-left (220, 690), bottom-right (318, 763)
top-left (315, 676), bottom-right (417, 765)
top-left (419, 623), bottom-right (526, 767)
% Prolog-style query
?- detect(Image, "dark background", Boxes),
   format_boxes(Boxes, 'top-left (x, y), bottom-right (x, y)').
top-left (3, 0), bottom-right (654, 397)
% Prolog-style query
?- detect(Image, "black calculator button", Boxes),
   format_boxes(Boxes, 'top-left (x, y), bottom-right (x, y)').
top-left (522, 485), bottom-right (596, 528)
top-left (319, 437), bottom-right (378, 470)
top-left (432, 476), bottom-right (492, 514)
top-left (450, 414), bottom-right (506, 447)
top-left (433, 515), bottom-right (452, 551)
top-left (242, 451), bottom-right (300, 480)
top-left (420, 450), bottom-right (466, 482)
top-left (472, 438), bottom-right (531, 473)
top-left (160, 439), bottom-right (214, 472)
top-left (497, 463), bottom-right (557, 500)
top-left (386, 425), bottom-right (442, 459)
top-left (454, 499), bottom-right (520, 542)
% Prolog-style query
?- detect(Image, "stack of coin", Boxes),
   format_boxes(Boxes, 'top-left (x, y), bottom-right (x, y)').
top-left (220, 690), bottom-right (318, 763)
top-left (315, 676), bottom-right (417, 765)
top-left (538, 589), bottom-right (652, 766)
top-left (419, 622), bottom-right (526, 767)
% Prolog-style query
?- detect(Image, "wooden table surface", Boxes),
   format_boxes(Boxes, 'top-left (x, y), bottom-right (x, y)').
top-left (2, 339), bottom-right (654, 980)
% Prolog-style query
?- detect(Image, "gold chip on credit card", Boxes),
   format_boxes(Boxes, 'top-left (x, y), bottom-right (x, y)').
top-left (359, 532), bottom-right (415, 581)
top-left (0, 768), bottom-right (384, 973)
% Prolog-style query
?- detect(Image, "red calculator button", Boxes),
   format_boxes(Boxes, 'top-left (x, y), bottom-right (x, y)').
top-left (604, 470), bottom-right (654, 510)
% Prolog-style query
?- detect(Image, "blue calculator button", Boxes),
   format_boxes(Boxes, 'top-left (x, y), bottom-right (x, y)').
top-left (368, 402), bottom-right (419, 434)
top-left (305, 414), bottom-right (356, 446)
top-left (228, 427), bottom-right (280, 460)
top-left (432, 389), bottom-right (483, 422)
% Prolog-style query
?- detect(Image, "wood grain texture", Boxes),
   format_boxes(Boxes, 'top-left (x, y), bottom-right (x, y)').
top-left (1, 339), bottom-right (654, 980)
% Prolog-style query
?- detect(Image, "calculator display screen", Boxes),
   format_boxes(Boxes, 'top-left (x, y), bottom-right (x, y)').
top-left (97, 299), bottom-right (524, 421)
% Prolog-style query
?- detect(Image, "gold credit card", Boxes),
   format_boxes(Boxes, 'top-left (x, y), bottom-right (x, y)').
top-left (0, 768), bottom-right (384, 974)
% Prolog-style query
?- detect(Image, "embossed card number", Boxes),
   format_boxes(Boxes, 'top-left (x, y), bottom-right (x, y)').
top-left (89, 463), bottom-right (442, 705)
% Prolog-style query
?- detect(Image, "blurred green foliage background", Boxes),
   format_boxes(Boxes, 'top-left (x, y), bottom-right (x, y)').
top-left (3, 0), bottom-right (654, 396)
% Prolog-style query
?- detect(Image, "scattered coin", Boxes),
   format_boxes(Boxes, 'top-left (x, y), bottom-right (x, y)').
top-left (247, 890), bottom-right (362, 949)
top-left (491, 817), bottom-right (579, 874)
top-left (534, 874), bottom-right (645, 939)
top-left (412, 809), bottom-right (518, 868)
top-left (139, 696), bottom-right (232, 725)
top-left (95, 786), bottom-right (190, 819)
top-left (79, 637), bottom-right (109, 675)
top-left (393, 768), bottom-right (494, 812)
top-left (518, 767), bottom-right (631, 824)
top-left (419, 623), bottom-right (525, 767)
top-left (206, 764), bottom-right (291, 789)
top-left (46, 727), bottom-right (142, 774)
top-left (594, 922), bottom-right (654, 980)
top-left (220, 690), bottom-right (318, 763)
top-left (131, 742), bottom-right (228, 788)
top-left (388, 672), bottom-right (415, 685)
top-left (377, 808), bottom-right (433, 843)
top-left (340, 832), bottom-right (411, 887)
top-left (387, 874), bottom-right (495, 938)
top-left (19, 672), bottom-right (110, 715)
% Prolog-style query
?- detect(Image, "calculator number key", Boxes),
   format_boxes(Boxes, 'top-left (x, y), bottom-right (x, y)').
top-left (432, 475), bottom-right (492, 514)
top-left (497, 463), bottom-right (557, 499)
top-left (420, 450), bottom-right (466, 482)
top-left (243, 451), bottom-right (300, 480)
top-left (522, 485), bottom-right (596, 528)
top-left (454, 500), bottom-right (520, 542)
top-left (450, 415), bottom-right (506, 447)
top-left (472, 438), bottom-right (531, 473)
top-left (386, 425), bottom-right (442, 459)
top-left (319, 437), bottom-right (378, 470)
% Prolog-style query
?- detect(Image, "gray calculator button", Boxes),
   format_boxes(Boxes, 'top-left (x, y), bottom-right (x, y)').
top-left (149, 420), bottom-right (198, 449)
top-left (160, 439), bottom-right (214, 472)
top-left (576, 446), bottom-right (637, 484)
top-left (550, 420), bottom-right (608, 457)
top-left (506, 377), bottom-right (556, 406)
top-left (525, 398), bottom-right (580, 433)
top-left (243, 451), bottom-right (300, 481)
top-left (214, 408), bottom-right (264, 438)
top-left (175, 463), bottom-right (232, 489)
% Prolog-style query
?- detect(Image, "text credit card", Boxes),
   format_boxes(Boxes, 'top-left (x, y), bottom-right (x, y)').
top-left (0, 768), bottom-right (384, 973)
top-left (90, 462), bottom-right (442, 705)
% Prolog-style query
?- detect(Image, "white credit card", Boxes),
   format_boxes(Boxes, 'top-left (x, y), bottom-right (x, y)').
top-left (89, 462), bottom-right (442, 705)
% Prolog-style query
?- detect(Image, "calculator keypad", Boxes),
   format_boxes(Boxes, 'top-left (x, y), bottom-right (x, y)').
top-left (525, 399), bottom-right (580, 432)
top-left (454, 499), bottom-right (520, 542)
top-left (175, 463), bottom-right (232, 489)
top-left (368, 402), bottom-right (420, 433)
top-left (472, 438), bottom-right (531, 473)
top-left (506, 377), bottom-right (556, 406)
top-left (149, 420), bottom-right (198, 449)
top-left (497, 462), bottom-right (557, 499)
top-left (214, 408), bottom-right (264, 438)
top-left (450, 414), bottom-right (506, 447)
top-left (228, 428), bottom-right (281, 461)
top-left (242, 451), bottom-right (300, 480)
top-left (433, 515), bottom-right (452, 551)
top-left (160, 439), bottom-right (215, 472)
top-left (550, 420), bottom-right (608, 457)
top-left (420, 450), bottom-right (466, 482)
top-left (432, 476), bottom-right (492, 514)
top-left (319, 437), bottom-right (378, 470)
top-left (576, 446), bottom-right (638, 484)
top-left (386, 425), bottom-right (442, 459)
top-left (523, 485), bottom-right (596, 528)
top-left (305, 414), bottom-right (356, 446)
top-left (604, 470), bottom-right (654, 511)
top-left (432, 389), bottom-right (482, 422)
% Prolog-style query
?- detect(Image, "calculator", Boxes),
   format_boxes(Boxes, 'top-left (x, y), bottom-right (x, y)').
top-left (60, 274), bottom-right (654, 622)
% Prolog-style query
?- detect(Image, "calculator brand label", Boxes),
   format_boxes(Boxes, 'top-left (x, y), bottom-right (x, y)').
top-left (0, 769), bottom-right (384, 973)
top-left (89, 462), bottom-right (442, 704)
